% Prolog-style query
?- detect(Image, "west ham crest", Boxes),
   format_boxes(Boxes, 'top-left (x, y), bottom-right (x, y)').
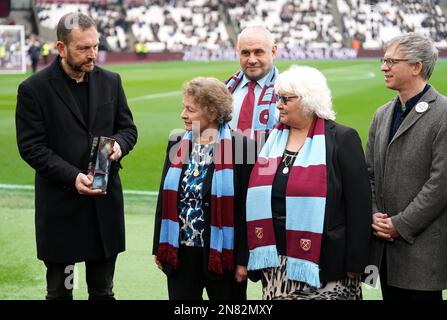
top-left (255, 227), bottom-right (264, 240)
top-left (300, 239), bottom-right (312, 252)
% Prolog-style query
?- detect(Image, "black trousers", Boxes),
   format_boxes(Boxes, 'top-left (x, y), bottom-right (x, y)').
top-left (167, 246), bottom-right (247, 300)
top-left (44, 255), bottom-right (117, 300)
top-left (31, 58), bottom-right (39, 73)
top-left (379, 247), bottom-right (442, 300)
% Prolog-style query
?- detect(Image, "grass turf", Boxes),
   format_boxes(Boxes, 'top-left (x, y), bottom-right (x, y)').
top-left (0, 189), bottom-right (388, 300)
top-left (1, 59), bottom-right (447, 299)
top-left (3, 59), bottom-right (447, 191)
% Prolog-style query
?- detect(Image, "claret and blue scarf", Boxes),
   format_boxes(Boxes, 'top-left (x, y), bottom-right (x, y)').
top-left (246, 117), bottom-right (327, 288)
top-left (157, 123), bottom-right (235, 274)
top-left (225, 67), bottom-right (278, 139)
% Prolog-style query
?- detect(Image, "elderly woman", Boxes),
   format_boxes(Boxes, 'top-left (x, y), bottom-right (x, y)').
top-left (152, 77), bottom-right (254, 300)
top-left (246, 65), bottom-right (371, 300)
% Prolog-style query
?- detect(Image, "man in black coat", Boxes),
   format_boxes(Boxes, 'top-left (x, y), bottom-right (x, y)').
top-left (15, 13), bottom-right (137, 300)
top-left (27, 35), bottom-right (41, 73)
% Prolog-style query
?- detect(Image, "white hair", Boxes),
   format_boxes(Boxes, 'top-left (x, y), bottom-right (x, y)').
top-left (274, 65), bottom-right (335, 120)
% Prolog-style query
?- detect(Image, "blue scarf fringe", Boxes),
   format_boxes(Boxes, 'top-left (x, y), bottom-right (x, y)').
top-left (247, 245), bottom-right (280, 270)
top-left (286, 257), bottom-right (321, 288)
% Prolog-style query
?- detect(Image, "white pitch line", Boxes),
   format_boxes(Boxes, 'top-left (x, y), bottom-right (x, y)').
top-left (2, 91), bottom-right (181, 106)
top-left (0, 183), bottom-right (159, 196)
top-left (127, 64), bottom-right (378, 103)
top-left (124, 189), bottom-right (158, 196)
top-left (0, 184), bottom-right (34, 190)
top-left (128, 91), bottom-right (181, 102)
top-left (322, 63), bottom-right (375, 74)
top-left (328, 71), bottom-right (376, 81)
top-left (128, 65), bottom-right (376, 103)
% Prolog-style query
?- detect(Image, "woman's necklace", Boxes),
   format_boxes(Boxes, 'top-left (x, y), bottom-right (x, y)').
top-left (192, 144), bottom-right (202, 177)
top-left (192, 142), bottom-right (214, 177)
top-left (282, 147), bottom-right (301, 175)
top-left (193, 166), bottom-right (200, 177)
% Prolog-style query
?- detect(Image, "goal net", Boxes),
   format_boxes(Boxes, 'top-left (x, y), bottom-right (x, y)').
top-left (0, 25), bottom-right (26, 74)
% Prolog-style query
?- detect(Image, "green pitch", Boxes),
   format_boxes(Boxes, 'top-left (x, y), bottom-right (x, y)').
top-left (1, 59), bottom-right (446, 299)
top-left (2, 59), bottom-right (447, 190)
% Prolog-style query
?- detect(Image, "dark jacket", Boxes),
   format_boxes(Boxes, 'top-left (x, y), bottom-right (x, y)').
top-left (16, 58), bottom-right (137, 263)
top-left (319, 120), bottom-right (372, 282)
top-left (152, 130), bottom-right (255, 280)
top-left (28, 44), bottom-right (41, 61)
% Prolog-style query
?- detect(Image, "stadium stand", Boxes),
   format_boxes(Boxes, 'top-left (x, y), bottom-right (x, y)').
top-left (338, 0), bottom-right (447, 49)
top-left (35, 0), bottom-right (129, 51)
top-left (126, 0), bottom-right (231, 51)
top-left (224, 0), bottom-right (343, 49)
top-left (5, 0), bottom-right (447, 52)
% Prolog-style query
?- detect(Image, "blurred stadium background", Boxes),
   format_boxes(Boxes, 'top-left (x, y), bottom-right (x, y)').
top-left (1, 0), bottom-right (447, 300)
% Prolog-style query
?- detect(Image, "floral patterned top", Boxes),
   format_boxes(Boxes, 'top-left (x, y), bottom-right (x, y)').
top-left (179, 142), bottom-right (214, 247)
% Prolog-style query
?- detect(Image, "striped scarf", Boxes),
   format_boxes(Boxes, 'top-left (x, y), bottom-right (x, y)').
top-left (225, 67), bottom-right (278, 140)
top-left (157, 123), bottom-right (235, 274)
top-left (246, 117), bottom-right (327, 288)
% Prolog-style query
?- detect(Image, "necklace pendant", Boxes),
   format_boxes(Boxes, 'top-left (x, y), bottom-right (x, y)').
top-left (282, 166), bottom-right (289, 175)
top-left (193, 168), bottom-right (199, 176)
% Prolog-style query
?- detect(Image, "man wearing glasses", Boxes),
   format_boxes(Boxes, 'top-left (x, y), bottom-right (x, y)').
top-left (366, 33), bottom-right (447, 300)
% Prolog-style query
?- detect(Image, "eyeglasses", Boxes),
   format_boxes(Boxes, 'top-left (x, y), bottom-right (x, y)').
top-left (276, 95), bottom-right (299, 105)
top-left (380, 58), bottom-right (410, 68)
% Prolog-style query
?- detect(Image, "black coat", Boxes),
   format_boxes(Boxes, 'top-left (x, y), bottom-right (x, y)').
top-left (16, 58), bottom-right (137, 263)
top-left (320, 120), bottom-right (372, 282)
top-left (152, 130), bottom-right (254, 280)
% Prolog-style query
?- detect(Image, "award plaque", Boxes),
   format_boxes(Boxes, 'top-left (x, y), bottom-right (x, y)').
top-left (87, 136), bottom-right (115, 191)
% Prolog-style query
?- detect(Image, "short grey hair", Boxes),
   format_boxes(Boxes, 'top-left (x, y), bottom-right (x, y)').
top-left (237, 25), bottom-right (275, 49)
top-left (57, 12), bottom-right (96, 44)
top-left (274, 65), bottom-right (335, 121)
top-left (385, 32), bottom-right (438, 80)
top-left (182, 77), bottom-right (233, 124)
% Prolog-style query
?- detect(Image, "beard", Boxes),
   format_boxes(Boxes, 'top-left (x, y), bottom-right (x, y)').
top-left (243, 65), bottom-right (269, 81)
top-left (66, 50), bottom-right (96, 74)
